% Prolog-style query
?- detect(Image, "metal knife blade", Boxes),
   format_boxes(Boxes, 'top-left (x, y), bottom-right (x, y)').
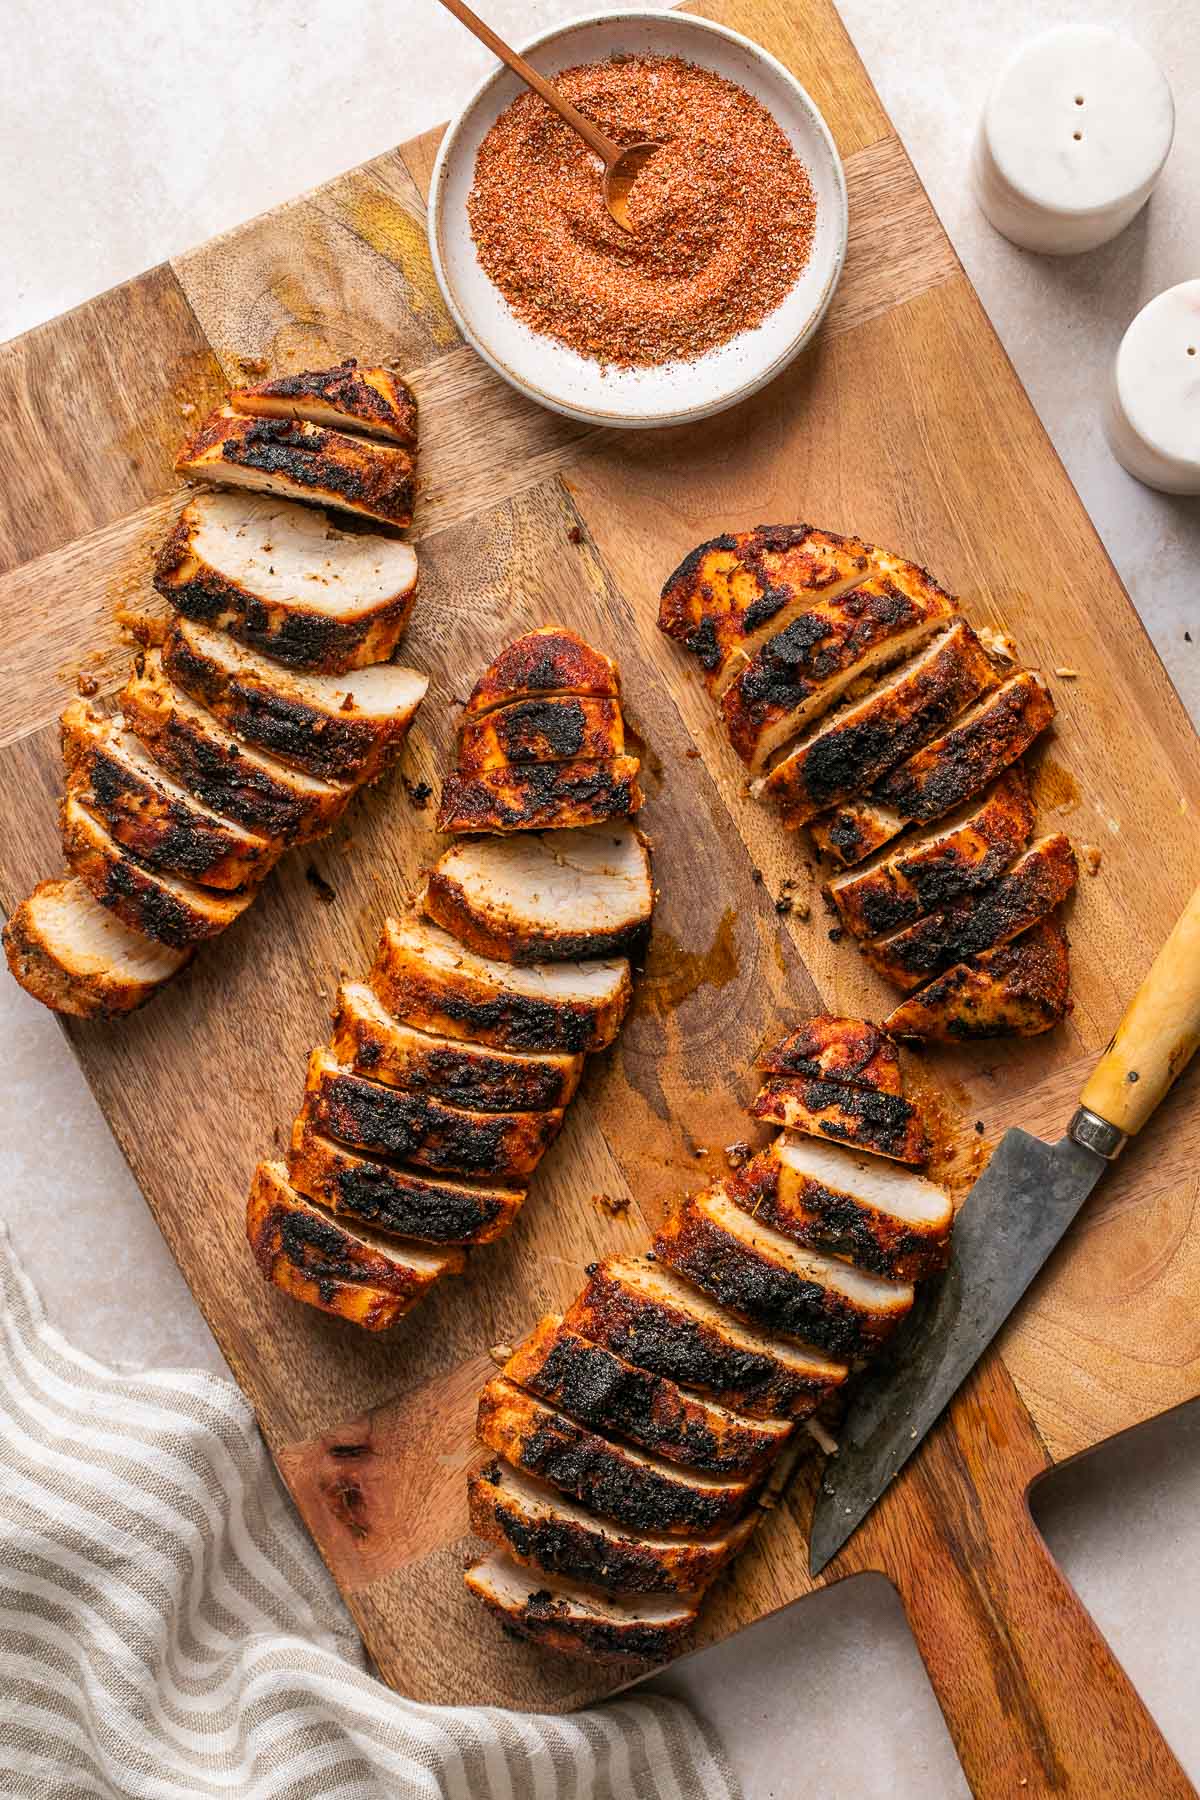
top-left (808, 1127), bottom-right (1107, 1576)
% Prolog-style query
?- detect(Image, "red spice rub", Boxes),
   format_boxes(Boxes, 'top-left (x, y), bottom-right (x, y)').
top-left (467, 55), bottom-right (817, 367)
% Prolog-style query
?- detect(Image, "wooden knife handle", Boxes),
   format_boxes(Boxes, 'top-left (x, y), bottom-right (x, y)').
top-left (1078, 879), bottom-right (1200, 1139)
top-left (865, 1356), bottom-right (1194, 1798)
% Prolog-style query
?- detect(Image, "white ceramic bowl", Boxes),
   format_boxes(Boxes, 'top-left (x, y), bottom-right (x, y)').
top-left (427, 10), bottom-right (848, 429)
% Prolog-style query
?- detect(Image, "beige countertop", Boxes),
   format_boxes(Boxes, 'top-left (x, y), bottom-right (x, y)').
top-left (2, 0), bottom-right (1197, 1790)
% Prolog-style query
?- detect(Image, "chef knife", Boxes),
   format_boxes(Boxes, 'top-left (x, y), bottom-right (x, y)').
top-left (809, 879), bottom-right (1200, 1577)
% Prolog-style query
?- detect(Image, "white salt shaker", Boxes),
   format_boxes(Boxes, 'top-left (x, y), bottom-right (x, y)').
top-left (973, 25), bottom-right (1174, 255)
top-left (1106, 282), bottom-right (1200, 495)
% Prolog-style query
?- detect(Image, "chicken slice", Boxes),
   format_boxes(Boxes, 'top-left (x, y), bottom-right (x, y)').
top-left (751, 1073), bottom-right (929, 1165)
top-left (720, 565), bottom-right (958, 771)
top-left (463, 625), bottom-right (620, 718)
top-left (332, 981), bottom-right (583, 1111)
top-left (727, 1135), bottom-right (953, 1281)
top-left (862, 833), bottom-right (1078, 991)
top-left (504, 1316), bottom-right (793, 1473)
top-left (436, 758), bottom-right (644, 834)
top-left (122, 652), bottom-right (354, 844)
top-left (827, 764), bottom-right (1035, 938)
top-left (658, 524), bottom-right (875, 696)
top-left (469, 1462), bottom-right (757, 1595)
top-left (61, 701), bottom-right (280, 892)
top-left (458, 697), bottom-right (624, 772)
top-left (246, 1160), bottom-right (461, 1330)
top-left (60, 793), bottom-right (259, 948)
top-left (155, 491), bottom-right (419, 675)
top-left (654, 1186), bottom-right (915, 1359)
top-left (885, 918), bottom-right (1072, 1041)
top-left (300, 1046), bottom-right (564, 1180)
top-left (371, 916), bottom-right (632, 1053)
top-left (3, 877), bottom-right (191, 1018)
top-left (162, 615), bottom-right (427, 784)
top-left (754, 621), bottom-right (997, 828)
top-left (564, 1257), bottom-right (847, 1419)
top-left (230, 358), bottom-right (417, 447)
top-left (477, 1377), bottom-right (756, 1535)
top-left (422, 824), bottom-right (653, 964)
top-left (287, 1117), bottom-right (524, 1245)
top-left (812, 671), bottom-right (1055, 867)
top-left (758, 1016), bottom-right (902, 1094)
top-left (175, 407), bottom-right (415, 529)
top-left (465, 1551), bottom-right (700, 1664)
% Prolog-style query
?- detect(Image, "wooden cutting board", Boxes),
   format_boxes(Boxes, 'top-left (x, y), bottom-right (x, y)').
top-left (3, 0), bottom-right (1199, 1789)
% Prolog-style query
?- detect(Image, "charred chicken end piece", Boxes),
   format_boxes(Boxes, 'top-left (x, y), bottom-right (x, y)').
top-left (758, 1015), bottom-right (902, 1093)
top-left (465, 1552), bottom-right (701, 1665)
top-left (246, 1161), bottom-right (462, 1330)
top-left (230, 358), bottom-right (418, 447)
top-left (2, 877), bottom-right (191, 1018)
top-left (885, 917), bottom-right (1072, 1040)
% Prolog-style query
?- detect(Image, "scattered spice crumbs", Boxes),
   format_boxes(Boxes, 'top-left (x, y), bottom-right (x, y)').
top-left (468, 54), bottom-right (817, 367)
top-left (592, 1191), bottom-right (630, 1217)
top-left (566, 525), bottom-right (584, 545)
top-left (724, 1140), bottom-right (751, 1170)
top-left (403, 777), bottom-right (433, 809)
top-left (304, 864), bottom-right (337, 904)
top-left (75, 671), bottom-right (99, 697)
top-left (827, 926), bottom-right (845, 944)
top-left (1081, 844), bottom-right (1103, 876)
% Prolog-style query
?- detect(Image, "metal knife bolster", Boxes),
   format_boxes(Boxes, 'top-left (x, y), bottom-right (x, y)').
top-left (1068, 1106), bottom-right (1127, 1161)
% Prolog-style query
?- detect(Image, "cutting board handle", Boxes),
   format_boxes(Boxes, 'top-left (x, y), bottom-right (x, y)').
top-left (872, 1357), bottom-right (1194, 1797)
top-left (1078, 879), bottom-right (1200, 1142)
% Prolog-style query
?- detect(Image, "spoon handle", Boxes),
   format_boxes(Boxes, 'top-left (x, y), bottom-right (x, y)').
top-left (434, 0), bottom-right (619, 163)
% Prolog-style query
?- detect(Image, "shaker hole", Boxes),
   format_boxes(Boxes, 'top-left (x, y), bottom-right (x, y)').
top-left (1075, 94), bottom-right (1085, 105)
top-left (1188, 346), bottom-right (1197, 357)
top-left (1073, 131), bottom-right (1083, 141)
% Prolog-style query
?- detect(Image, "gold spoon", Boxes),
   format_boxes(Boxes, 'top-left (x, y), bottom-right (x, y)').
top-left (435, 0), bottom-right (662, 231)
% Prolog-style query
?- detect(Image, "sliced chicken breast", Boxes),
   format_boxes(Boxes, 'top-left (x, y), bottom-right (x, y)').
top-left (463, 626), bottom-right (620, 718)
top-left (750, 1072), bottom-right (929, 1165)
top-left (469, 1461), bottom-right (757, 1595)
top-left (60, 793), bottom-right (259, 948)
top-left (422, 825), bottom-right (653, 964)
top-left (827, 765), bottom-right (1035, 938)
top-left (437, 758), bottom-right (644, 835)
top-left (287, 1117), bottom-right (525, 1245)
top-left (61, 700), bottom-right (280, 891)
top-left (477, 1377), bottom-right (756, 1535)
top-left (155, 491), bottom-right (419, 674)
top-left (564, 1257), bottom-right (847, 1419)
top-left (246, 1160), bottom-right (461, 1330)
top-left (727, 1135), bottom-right (953, 1281)
top-left (862, 833), bottom-right (1078, 991)
top-left (758, 1016), bottom-right (902, 1094)
top-left (230, 359), bottom-right (417, 447)
top-left (885, 918), bottom-right (1072, 1041)
top-left (458, 697), bottom-right (624, 772)
top-left (654, 1186), bottom-right (915, 1359)
top-left (466, 1551), bottom-right (700, 1664)
top-left (657, 525), bottom-right (875, 696)
top-left (122, 652), bottom-right (354, 844)
top-left (175, 406), bottom-right (416, 529)
top-left (371, 916), bottom-right (632, 1053)
top-left (812, 672), bottom-right (1055, 867)
top-left (3, 876), bottom-right (191, 1018)
top-left (300, 1047), bottom-right (564, 1180)
top-left (754, 621), bottom-right (997, 827)
top-left (504, 1316), bottom-right (793, 1473)
top-left (720, 565), bottom-right (958, 771)
top-left (332, 981), bottom-right (583, 1111)
top-left (162, 615), bottom-right (427, 784)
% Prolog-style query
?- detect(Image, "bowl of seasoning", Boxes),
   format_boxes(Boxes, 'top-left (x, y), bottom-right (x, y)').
top-left (428, 10), bottom-right (848, 428)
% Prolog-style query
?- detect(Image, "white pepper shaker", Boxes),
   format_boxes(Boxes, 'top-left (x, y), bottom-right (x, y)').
top-left (1106, 282), bottom-right (1200, 495)
top-left (973, 25), bottom-right (1174, 255)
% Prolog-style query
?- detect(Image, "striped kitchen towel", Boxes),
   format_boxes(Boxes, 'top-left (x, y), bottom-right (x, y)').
top-left (0, 1222), bottom-right (738, 1800)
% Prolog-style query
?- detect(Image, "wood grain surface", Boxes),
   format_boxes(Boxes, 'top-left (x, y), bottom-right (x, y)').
top-left (2, 0), bottom-right (1199, 1782)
